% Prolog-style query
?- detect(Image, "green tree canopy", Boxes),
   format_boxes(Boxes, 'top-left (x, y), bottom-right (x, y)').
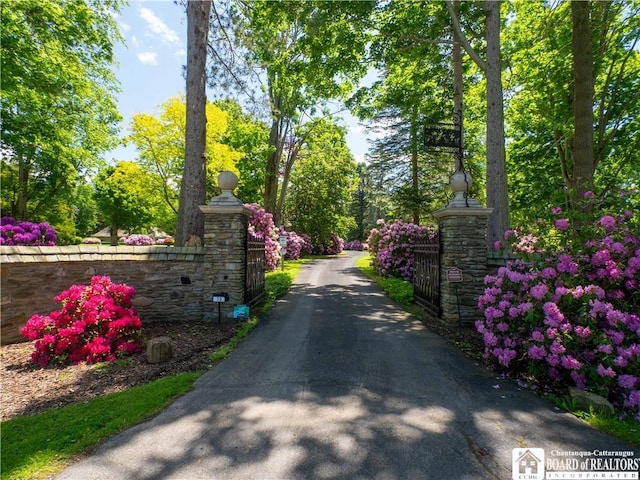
top-left (285, 119), bottom-right (358, 244)
top-left (1, 0), bottom-right (123, 223)
top-left (127, 96), bottom-right (244, 233)
top-left (94, 162), bottom-right (156, 246)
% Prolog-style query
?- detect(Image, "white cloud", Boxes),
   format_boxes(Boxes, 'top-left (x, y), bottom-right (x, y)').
top-left (120, 21), bottom-right (131, 32)
top-left (130, 35), bottom-right (140, 49)
top-left (173, 48), bottom-right (186, 58)
top-left (137, 52), bottom-right (158, 66)
top-left (138, 7), bottom-right (180, 45)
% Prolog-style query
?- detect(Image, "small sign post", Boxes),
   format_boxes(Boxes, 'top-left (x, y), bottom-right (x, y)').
top-left (212, 292), bottom-right (229, 323)
top-left (278, 235), bottom-right (288, 271)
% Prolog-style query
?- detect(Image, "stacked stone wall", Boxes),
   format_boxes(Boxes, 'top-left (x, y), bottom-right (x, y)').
top-left (0, 246), bottom-right (209, 344)
top-left (434, 207), bottom-right (492, 325)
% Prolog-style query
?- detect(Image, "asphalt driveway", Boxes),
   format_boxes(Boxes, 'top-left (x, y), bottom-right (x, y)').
top-left (57, 251), bottom-right (638, 479)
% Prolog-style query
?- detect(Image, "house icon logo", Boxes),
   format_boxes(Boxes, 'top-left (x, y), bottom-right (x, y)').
top-left (512, 448), bottom-right (545, 480)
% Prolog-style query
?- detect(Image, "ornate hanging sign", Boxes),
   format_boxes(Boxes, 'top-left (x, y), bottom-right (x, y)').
top-left (423, 125), bottom-right (461, 149)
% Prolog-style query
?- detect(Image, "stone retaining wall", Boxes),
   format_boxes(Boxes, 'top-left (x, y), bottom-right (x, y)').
top-left (0, 245), bottom-right (209, 344)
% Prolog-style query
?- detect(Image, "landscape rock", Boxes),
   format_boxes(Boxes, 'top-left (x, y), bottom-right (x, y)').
top-left (568, 386), bottom-right (614, 415)
top-left (146, 336), bottom-right (173, 364)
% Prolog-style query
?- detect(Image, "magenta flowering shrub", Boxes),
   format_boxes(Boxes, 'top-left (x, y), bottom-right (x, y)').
top-left (123, 234), bottom-right (155, 246)
top-left (20, 276), bottom-right (143, 367)
top-left (477, 210), bottom-right (640, 419)
top-left (245, 203), bottom-right (280, 271)
top-left (313, 233), bottom-right (344, 255)
top-left (344, 240), bottom-right (365, 251)
top-left (1, 217), bottom-right (57, 246)
top-left (367, 219), bottom-right (434, 281)
top-left (280, 230), bottom-right (312, 260)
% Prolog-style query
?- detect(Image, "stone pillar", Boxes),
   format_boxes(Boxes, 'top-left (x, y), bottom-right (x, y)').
top-left (199, 171), bottom-right (252, 321)
top-left (433, 169), bottom-right (493, 325)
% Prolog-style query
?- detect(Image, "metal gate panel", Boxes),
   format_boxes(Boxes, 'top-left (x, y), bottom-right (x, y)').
top-left (413, 232), bottom-right (441, 317)
top-left (245, 232), bottom-right (265, 307)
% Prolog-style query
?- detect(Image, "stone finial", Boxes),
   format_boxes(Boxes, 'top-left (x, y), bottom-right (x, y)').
top-left (446, 169), bottom-right (483, 208)
top-left (208, 171), bottom-right (242, 206)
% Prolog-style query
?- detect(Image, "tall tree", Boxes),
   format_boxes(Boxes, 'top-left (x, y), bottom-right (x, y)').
top-left (504, 0), bottom-right (640, 224)
top-left (285, 119), bottom-right (358, 244)
top-left (127, 96), bottom-right (242, 233)
top-left (208, 0), bottom-right (374, 223)
top-left (1, 0), bottom-right (122, 222)
top-left (176, 0), bottom-right (211, 247)
top-left (354, 1), bottom-right (471, 224)
top-left (571, 0), bottom-right (595, 212)
top-left (447, 0), bottom-right (509, 247)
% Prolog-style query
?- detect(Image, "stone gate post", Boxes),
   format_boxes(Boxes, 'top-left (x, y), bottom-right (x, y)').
top-left (433, 170), bottom-right (493, 325)
top-left (199, 171), bottom-right (252, 321)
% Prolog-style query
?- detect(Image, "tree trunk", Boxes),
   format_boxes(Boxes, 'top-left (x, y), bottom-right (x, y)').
top-left (176, 0), bottom-right (211, 247)
top-left (485, 0), bottom-right (509, 249)
top-left (571, 0), bottom-right (595, 212)
top-left (15, 151), bottom-right (29, 220)
top-left (410, 106), bottom-right (420, 225)
top-left (264, 109), bottom-right (286, 218)
top-left (452, 0), bottom-right (463, 172)
top-left (275, 137), bottom-right (301, 228)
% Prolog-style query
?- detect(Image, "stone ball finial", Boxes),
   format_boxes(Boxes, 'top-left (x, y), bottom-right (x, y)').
top-left (449, 169), bottom-right (472, 196)
top-left (218, 171), bottom-right (238, 193)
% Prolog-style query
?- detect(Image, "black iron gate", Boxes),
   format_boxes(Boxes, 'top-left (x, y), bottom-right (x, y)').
top-left (413, 231), bottom-right (441, 317)
top-left (245, 231), bottom-right (265, 307)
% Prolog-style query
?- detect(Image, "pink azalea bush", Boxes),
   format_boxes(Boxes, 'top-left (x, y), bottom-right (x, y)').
top-left (123, 234), bottom-right (155, 246)
top-left (245, 203), bottom-right (280, 271)
top-left (477, 208), bottom-right (640, 419)
top-left (313, 233), bottom-right (345, 255)
top-left (280, 230), bottom-right (313, 260)
top-left (367, 219), bottom-right (434, 281)
top-left (1, 217), bottom-right (57, 246)
top-left (20, 276), bottom-right (143, 367)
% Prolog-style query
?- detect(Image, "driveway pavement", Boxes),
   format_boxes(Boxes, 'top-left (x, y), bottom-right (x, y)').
top-left (57, 251), bottom-right (638, 479)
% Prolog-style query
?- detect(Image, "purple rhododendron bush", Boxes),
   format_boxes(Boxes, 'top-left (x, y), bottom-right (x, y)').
top-left (477, 208), bottom-right (640, 420)
top-left (313, 233), bottom-right (345, 256)
top-left (20, 276), bottom-right (144, 367)
top-left (0, 216), bottom-right (57, 246)
top-left (281, 231), bottom-right (313, 260)
top-left (245, 203), bottom-right (280, 271)
top-left (367, 219), bottom-right (435, 281)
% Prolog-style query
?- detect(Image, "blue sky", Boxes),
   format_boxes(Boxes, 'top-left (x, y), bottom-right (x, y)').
top-left (109, 1), bottom-right (372, 164)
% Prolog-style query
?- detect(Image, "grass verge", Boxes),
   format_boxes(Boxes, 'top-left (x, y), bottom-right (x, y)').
top-left (2, 257), bottom-right (311, 480)
top-left (1, 372), bottom-right (200, 480)
top-left (355, 254), bottom-right (414, 306)
top-left (355, 253), bottom-right (640, 446)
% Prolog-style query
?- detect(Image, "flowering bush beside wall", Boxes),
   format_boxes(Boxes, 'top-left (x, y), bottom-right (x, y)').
top-left (122, 234), bottom-right (155, 246)
top-left (0, 217), bottom-right (57, 246)
top-left (367, 219), bottom-right (433, 281)
top-left (245, 203), bottom-right (280, 271)
top-left (477, 209), bottom-right (640, 420)
top-left (20, 276), bottom-right (143, 367)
